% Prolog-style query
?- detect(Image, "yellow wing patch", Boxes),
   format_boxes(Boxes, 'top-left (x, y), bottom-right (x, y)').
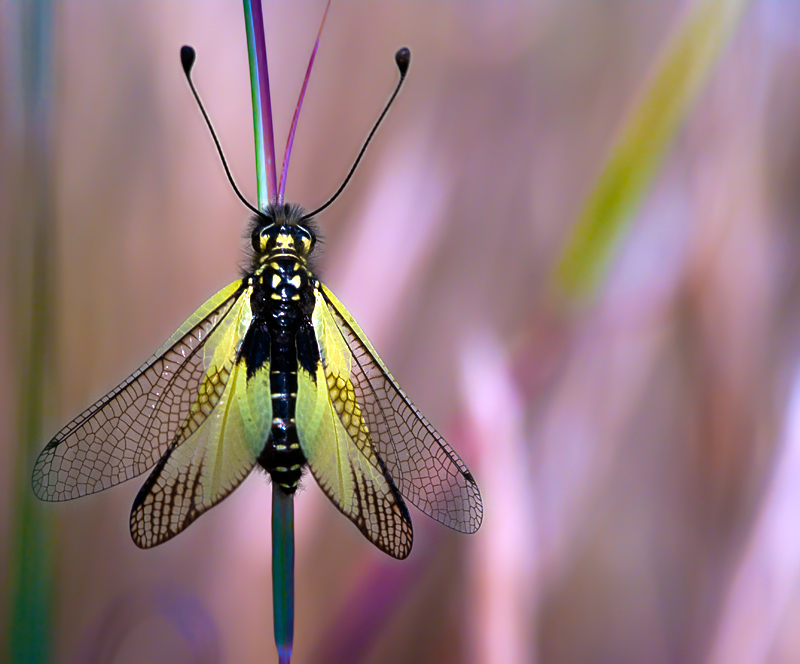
top-left (129, 288), bottom-right (273, 548)
top-left (319, 284), bottom-right (483, 535)
top-left (296, 291), bottom-right (412, 558)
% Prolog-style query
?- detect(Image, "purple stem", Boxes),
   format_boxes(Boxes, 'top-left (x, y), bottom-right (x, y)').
top-left (249, 0), bottom-right (278, 205)
top-left (277, 0), bottom-right (331, 205)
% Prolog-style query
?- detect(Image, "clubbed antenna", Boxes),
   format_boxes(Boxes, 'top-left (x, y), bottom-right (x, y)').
top-left (301, 47), bottom-right (411, 221)
top-left (180, 45), bottom-right (260, 216)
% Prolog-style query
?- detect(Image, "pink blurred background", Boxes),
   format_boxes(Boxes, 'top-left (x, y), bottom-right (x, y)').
top-left (4, 1), bottom-right (800, 663)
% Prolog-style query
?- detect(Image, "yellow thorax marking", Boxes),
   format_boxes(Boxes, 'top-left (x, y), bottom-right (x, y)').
top-left (275, 233), bottom-right (294, 250)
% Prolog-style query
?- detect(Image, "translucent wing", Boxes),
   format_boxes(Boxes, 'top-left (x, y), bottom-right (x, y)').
top-left (318, 284), bottom-right (483, 534)
top-left (130, 355), bottom-right (272, 548)
top-left (296, 326), bottom-right (413, 559)
top-left (32, 280), bottom-right (249, 501)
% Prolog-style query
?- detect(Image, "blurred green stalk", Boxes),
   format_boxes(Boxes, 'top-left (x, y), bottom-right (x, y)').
top-left (554, 0), bottom-right (748, 300)
top-left (7, 1), bottom-right (56, 662)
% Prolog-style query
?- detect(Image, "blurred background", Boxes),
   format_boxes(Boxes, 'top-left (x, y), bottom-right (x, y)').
top-left (3, 0), bottom-right (800, 662)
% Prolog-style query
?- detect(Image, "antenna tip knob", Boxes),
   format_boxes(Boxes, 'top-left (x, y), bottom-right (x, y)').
top-left (394, 47), bottom-right (411, 76)
top-left (180, 45), bottom-right (196, 75)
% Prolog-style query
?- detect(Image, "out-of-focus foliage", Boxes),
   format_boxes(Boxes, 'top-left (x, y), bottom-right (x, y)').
top-left (5, 2), bottom-right (800, 663)
top-left (555, 0), bottom-right (747, 299)
top-left (5, 1), bottom-right (56, 662)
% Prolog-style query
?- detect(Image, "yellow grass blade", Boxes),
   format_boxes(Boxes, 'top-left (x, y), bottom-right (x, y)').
top-left (554, 0), bottom-right (749, 300)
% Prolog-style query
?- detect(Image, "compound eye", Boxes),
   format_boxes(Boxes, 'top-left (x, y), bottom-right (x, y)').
top-left (252, 224), bottom-right (274, 253)
top-left (296, 227), bottom-right (315, 256)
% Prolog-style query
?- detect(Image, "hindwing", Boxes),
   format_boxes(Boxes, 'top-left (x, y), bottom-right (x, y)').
top-left (317, 284), bottom-right (483, 534)
top-left (296, 292), bottom-right (413, 559)
top-left (130, 353), bottom-right (272, 547)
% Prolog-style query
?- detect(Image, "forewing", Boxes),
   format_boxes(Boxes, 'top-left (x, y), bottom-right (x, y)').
top-left (296, 357), bottom-right (413, 560)
top-left (32, 280), bottom-right (249, 501)
top-left (130, 357), bottom-right (272, 548)
top-left (318, 284), bottom-right (483, 534)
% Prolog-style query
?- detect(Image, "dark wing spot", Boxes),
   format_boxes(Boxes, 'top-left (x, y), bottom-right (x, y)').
top-left (240, 322), bottom-right (271, 379)
top-left (296, 321), bottom-right (320, 381)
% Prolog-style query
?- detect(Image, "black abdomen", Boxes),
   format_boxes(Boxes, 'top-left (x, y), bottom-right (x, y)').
top-left (257, 337), bottom-right (306, 491)
top-left (253, 254), bottom-right (316, 493)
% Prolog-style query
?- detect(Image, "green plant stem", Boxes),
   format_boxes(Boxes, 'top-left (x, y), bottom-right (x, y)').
top-left (272, 485), bottom-right (295, 664)
top-left (241, 2), bottom-right (295, 662)
top-left (243, 0), bottom-right (278, 206)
